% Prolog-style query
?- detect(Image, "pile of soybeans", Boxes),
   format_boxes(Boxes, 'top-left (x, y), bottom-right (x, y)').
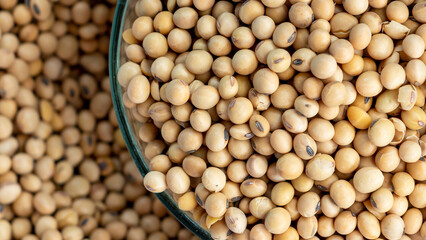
top-left (116, 0), bottom-right (426, 239)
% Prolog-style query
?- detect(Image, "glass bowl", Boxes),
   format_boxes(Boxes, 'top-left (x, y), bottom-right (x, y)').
top-left (109, 0), bottom-right (212, 239)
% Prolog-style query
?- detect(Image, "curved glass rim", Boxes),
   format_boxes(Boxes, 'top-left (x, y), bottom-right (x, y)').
top-left (109, 1), bottom-right (213, 239)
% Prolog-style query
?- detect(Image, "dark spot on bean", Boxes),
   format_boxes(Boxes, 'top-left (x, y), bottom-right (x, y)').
top-left (341, 106), bottom-right (348, 118)
top-left (154, 76), bottom-right (162, 82)
top-left (329, 196), bottom-right (338, 205)
top-left (370, 119), bottom-right (379, 127)
top-left (305, 104), bottom-right (310, 107)
top-left (283, 120), bottom-right (293, 129)
top-left (418, 121), bottom-right (424, 127)
top-left (306, 146), bottom-right (314, 156)
top-left (295, 110), bottom-right (305, 117)
top-left (255, 41), bottom-right (264, 51)
top-left (244, 180), bottom-right (254, 186)
top-left (0, 89), bottom-right (5, 97)
top-left (227, 230), bottom-right (233, 236)
top-left (195, 194), bottom-right (203, 206)
top-left (42, 78), bottom-right (49, 85)
top-left (251, 139), bottom-right (256, 149)
top-left (293, 59), bottom-right (303, 65)
top-left (226, 199), bottom-right (229, 208)
top-left (250, 88), bottom-right (258, 97)
top-left (273, 58), bottom-right (284, 64)
top-left (80, 218), bottom-right (88, 226)
top-left (255, 121), bottom-right (264, 132)
top-left (82, 86), bottom-right (89, 95)
top-left (288, 31), bottom-right (296, 43)
top-left (364, 97), bottom-right (370, 104)
top-left (351, 211), bottom-right (356, 217)
top-left (87, 136), bottom-right (93, 145)
top-left (420, 157), bottom-right (425, 161)
top-left (227, 215), bottom-right (235, 224)
top-left (315, 201), bottom-right (320, 212)
top-left (228, 99), bottom-right (236, 109)
top-left (98, 162), bottom-right (107, 170)
top-left (187, 149), bottom-right (196, 154)
top-left (410, 91), bottom-right (416, 103)
top-left (371, 198), bottom-right (377, 208)
top-left (241, 0), bottom-right (249, 7)
top-left (244, 132), bottom-right (254, 139)
top-left (230, 76), bottom-right (236, 86)
top-left (145, 185), bottom-right (155, 191)
top-left (317, 185), bottom-right (327, 191)
top-left (33, 4), bottom-right (40, 15)
top-left (312, 14), bottom-right (315, 22)
top-left (69, 89), bottom-right (75, 97)
top-left (390, 182), bottom-right (395, 191)
top-left (224, 128), bottom-right (229, 141)
top-left (231, 196), bottom-right (242, 202)
top-left (126, 173), bottom-right (134, 181)
top-left (0, 204), bottom-right (3, 212)
top-left (231, 36), bottom-right (237, 43)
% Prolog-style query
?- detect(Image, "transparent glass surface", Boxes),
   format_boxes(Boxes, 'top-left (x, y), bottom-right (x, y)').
top-left (109, 0), bottom-right (212, 239)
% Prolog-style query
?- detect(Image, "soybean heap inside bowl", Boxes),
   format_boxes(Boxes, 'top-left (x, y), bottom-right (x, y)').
top-left (113, 0), bottom-right (426, 239)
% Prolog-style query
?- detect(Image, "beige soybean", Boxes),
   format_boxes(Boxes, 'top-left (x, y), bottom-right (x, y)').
top-left (267, 49), bottom-right (291, 73)
top-left (289, 3), bottom-right (313, 29)
top-left (276, 153), bottom-right (304, 180)
top-left (367, 34), bottom-right (394, 60)
top-left (329, 180), bottom-right (356, 209)
top-left (282, 109), bottom-right (308, 134)
top-left (294, 95), bottom-right (319, 118)
top-left (374, 146), bottom-right (400, 173)
top-left (202, 167), bottom-right (226, 192)
top-left (367, 118), bottom-right (395, 147)
top-left (225, 207), bottom-right (247, 234)
top-left (231, 27), bottom-right (255, 49)
top-left (305, 154), bottom-right (335, 181)
top-left (273, 22), bottom-right (297, 48)
top-left (297, 192), bottom-right (320, 217)
top-left (381, 214), bottom-right (405, 240)
top-left (166, 167), bottom-right (190, 194)
top-left (297, 216), bottom-right (318, 239)
top-left (349, 23), bottom-right (371, 50)
top-left (265, 208), bottom-right (291, 234)
top-left (191, 85), bottom-right (219, 110)
top-left (189, 110), bottom-right (211, 133)
top-left (143, 171), bottom-right (167, 193)
top-left (353, 167), bottom-right (384, 193)
top-left (228, 97), bottom-right (254, 125)
top-left (205, 192), bottom-right (228, 218)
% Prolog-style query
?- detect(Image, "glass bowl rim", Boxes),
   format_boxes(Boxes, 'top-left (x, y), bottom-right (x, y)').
top-left (108, 1), bottom-right (213, 239)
